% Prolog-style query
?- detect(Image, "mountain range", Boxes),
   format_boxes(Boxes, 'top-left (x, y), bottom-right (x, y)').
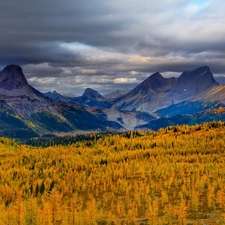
top-left (0, 64), bottom-right (225, 138)
top-left (113, 66), bottom-right (221, 113)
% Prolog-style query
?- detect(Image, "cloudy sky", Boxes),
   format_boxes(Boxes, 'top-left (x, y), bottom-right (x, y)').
top-left (0, 0), bottom-right (225, 95)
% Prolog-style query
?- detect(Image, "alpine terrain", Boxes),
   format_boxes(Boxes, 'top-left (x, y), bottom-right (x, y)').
top-left (0, 64), bottom-right (225, 138)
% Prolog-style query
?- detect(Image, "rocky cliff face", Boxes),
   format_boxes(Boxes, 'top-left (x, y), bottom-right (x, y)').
top-left (174, 66), bottom-right (218, 98)
top-left (0, 64), bottom-right (28, 85)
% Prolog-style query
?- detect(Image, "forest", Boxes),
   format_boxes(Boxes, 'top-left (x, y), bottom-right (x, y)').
top-left (1, 121), bottom-right (225, 224)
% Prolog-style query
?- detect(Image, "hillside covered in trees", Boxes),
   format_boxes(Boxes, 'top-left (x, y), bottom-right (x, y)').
top-left (1, 122), bottom-right (225, 224)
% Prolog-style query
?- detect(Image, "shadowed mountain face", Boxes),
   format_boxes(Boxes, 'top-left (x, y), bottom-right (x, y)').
top-left (0, 64), bottom-right (45, 100)
top-left (175, 66), bottom-right (218, 96)
top-left (113, 66), bottom-right (219, 113)
top-left (0, 64), bottom-right (28, 85)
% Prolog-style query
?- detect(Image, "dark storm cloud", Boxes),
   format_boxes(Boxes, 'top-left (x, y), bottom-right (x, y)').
top-left (0, 0), bottom-right (225, 94)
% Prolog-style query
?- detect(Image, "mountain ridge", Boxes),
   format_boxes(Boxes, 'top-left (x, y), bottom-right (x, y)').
top-left (113, 66), bottom-right (219, 113)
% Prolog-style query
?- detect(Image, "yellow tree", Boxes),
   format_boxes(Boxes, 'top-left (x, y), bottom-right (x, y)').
top-left (13, 194), bottom-right (26, 225)
top-left (42, 202), bottom-right (53, 225)
top-left (49, 188), bottom-right (62, 225)
top-left (178, 194), bottom-right (187, 225)
top-left (145, 198), bottom-right (159, 225)
top-left (25, 197), bottom-right (38, 225)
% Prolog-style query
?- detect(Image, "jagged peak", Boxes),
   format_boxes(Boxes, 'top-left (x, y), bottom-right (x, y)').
top-left (149, 71), bottom-right (163, 80)
top-left (179, 66), bottom-right (217, 86)
top-left (143, 71), bottom-right (168, 90)
top-left (0, 64), bottom-right (28, 84)
top-left (0, 64), bottom-right (46, 100)
top-left (192, 66), bottom-right (211, 76)
top-left (181, 66), bottom-right (212, 77)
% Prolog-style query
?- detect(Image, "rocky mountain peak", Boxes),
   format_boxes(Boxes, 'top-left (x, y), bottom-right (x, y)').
top-left (0, 64), bottom-right (45, 100)
top-left (179, 66), bottom-right (214, 80)
top-left (135, 71), bottom-right (173, 94)
top-left (148, 72), bottom-right (169, 90)
top-left (177, 66), bottom-right (218, 94)
top-left (0, 64), bottom-right (28, 85)
top-left (149, 71), bottom-right (163, 80)
top-left (83, 88), bottom-right (103, 99)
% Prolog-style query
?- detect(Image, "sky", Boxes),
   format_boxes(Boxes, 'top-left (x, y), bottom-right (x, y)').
top-left (0, 0), bottom-right (225, 95)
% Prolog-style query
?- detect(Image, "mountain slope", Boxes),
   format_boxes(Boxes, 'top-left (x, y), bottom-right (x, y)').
top-left (0, 101), bottom-right (38, 138)
top-left (137, 104), bottom-right (225, 131)
top-left (156, 100), bottom-right (219, 118)
top-left (87, 108), bottom-right (156, 130)
top-left (104, 89), bottom-right (130, 99)
top-left (193, 85), bottom-right (225, 103)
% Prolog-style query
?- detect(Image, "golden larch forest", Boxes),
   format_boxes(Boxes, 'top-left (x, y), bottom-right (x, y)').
top-left (1, 122), bottom-right (225, 224)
